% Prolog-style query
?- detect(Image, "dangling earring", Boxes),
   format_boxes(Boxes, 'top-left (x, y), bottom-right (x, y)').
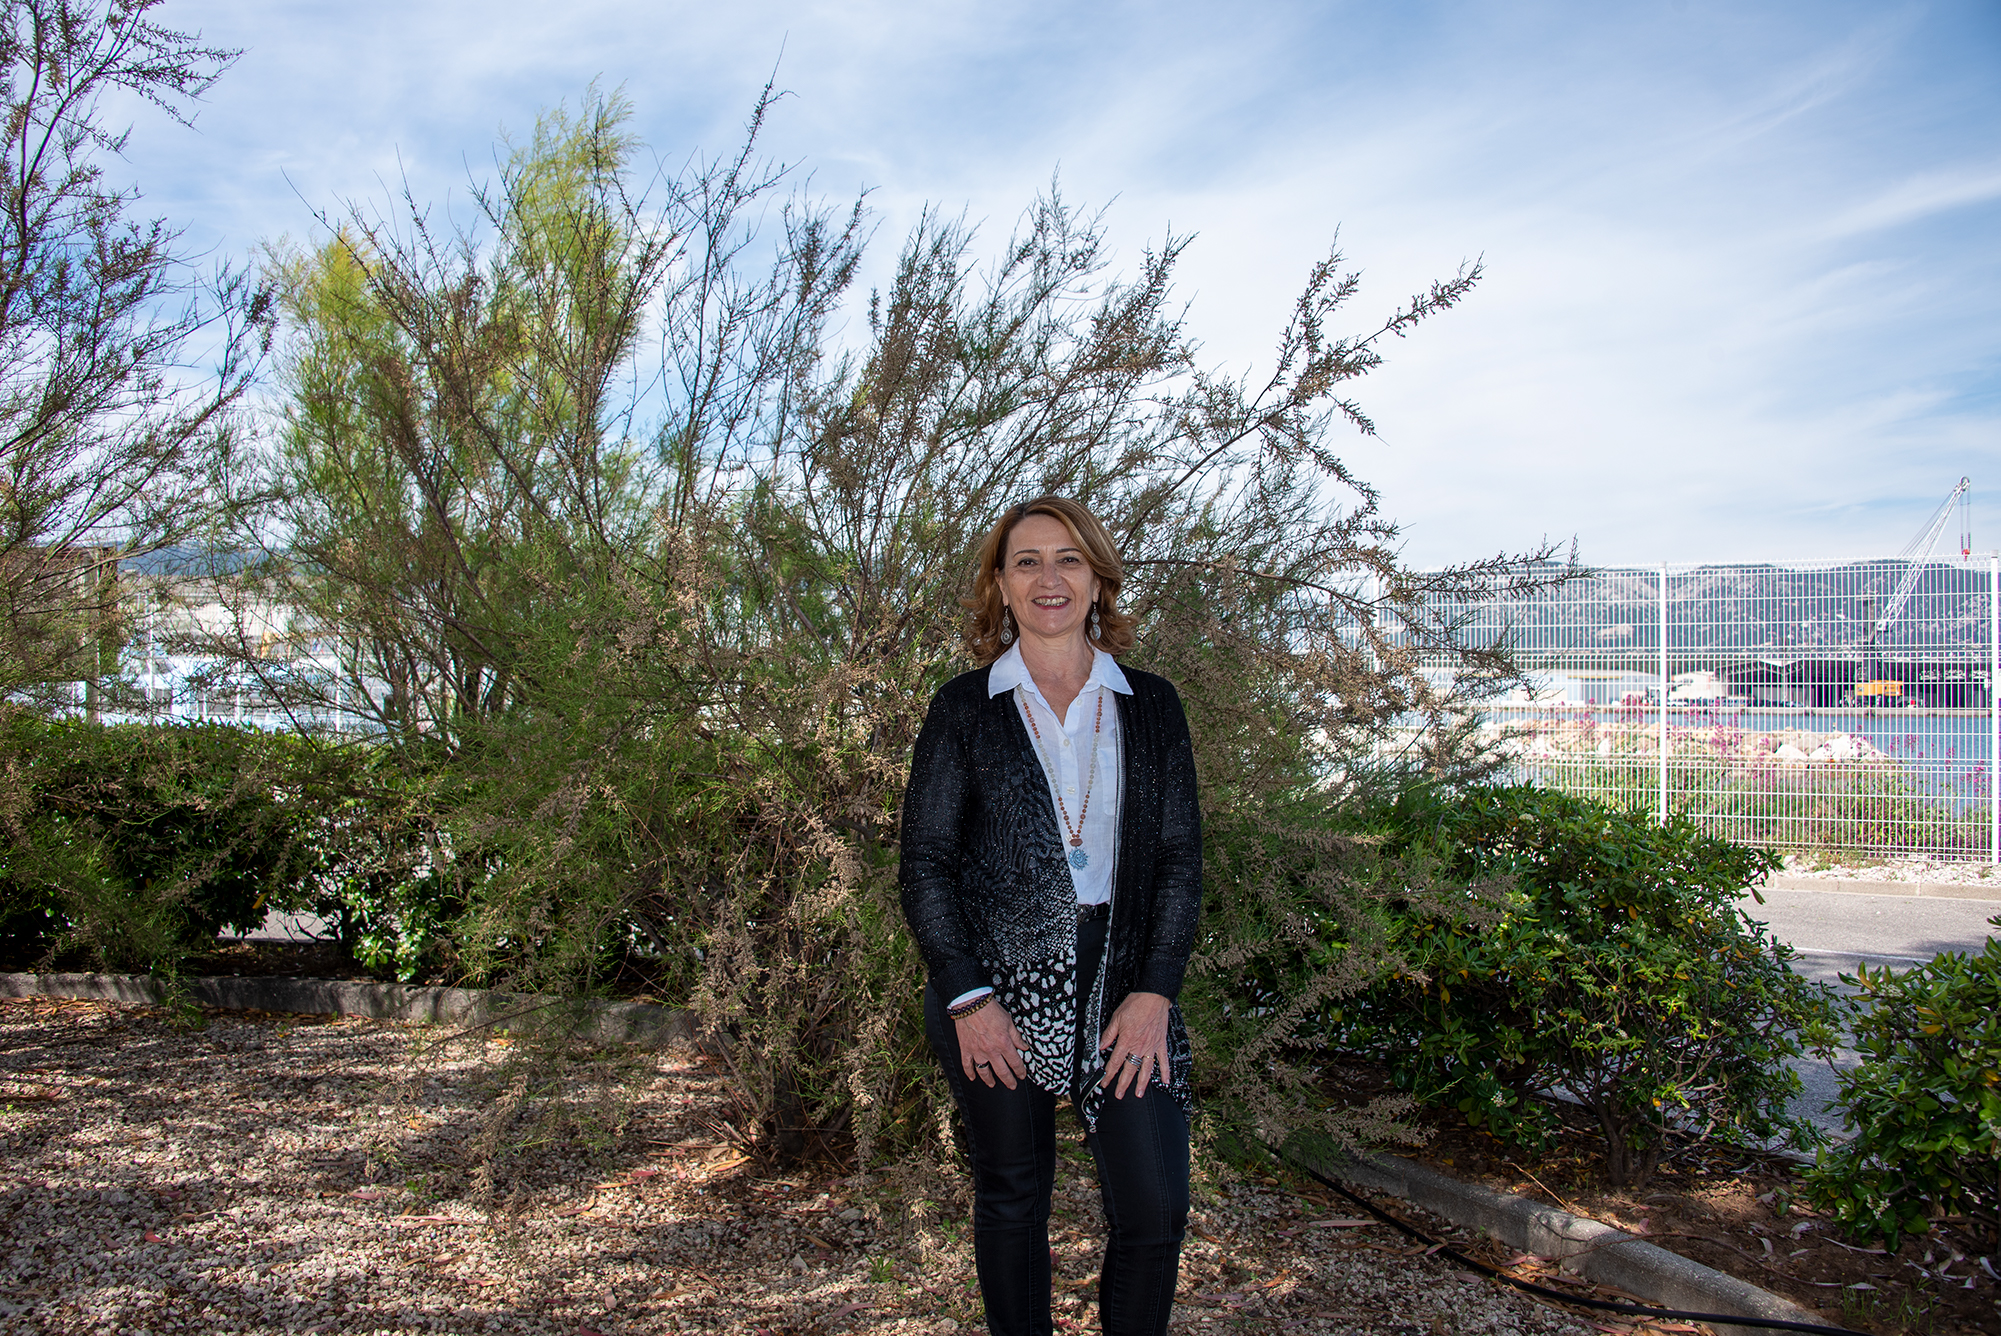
top-left (1000, 608), bottom-right (1015, 645)
top-left (1089, 601), bottom-right (1101, 639)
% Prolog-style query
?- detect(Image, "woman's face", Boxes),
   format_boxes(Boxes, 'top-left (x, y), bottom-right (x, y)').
top-left (1000, 513), bottom-right (1102, 647)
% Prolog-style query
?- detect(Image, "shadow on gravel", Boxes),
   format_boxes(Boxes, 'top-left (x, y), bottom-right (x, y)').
top-left (1, 997), bottom-right (1622, 1335)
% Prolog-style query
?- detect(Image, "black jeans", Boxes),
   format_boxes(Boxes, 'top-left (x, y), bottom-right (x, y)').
top-left (924, 910), bottom-right (1189, 1336)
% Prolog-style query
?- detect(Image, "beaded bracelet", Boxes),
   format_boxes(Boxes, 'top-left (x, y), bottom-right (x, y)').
top-left (947, 993), bottom-right (993, 1021)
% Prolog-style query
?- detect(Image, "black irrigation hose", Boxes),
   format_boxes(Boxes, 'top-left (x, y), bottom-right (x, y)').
top-left (1260, 1142), bottom-right (1863, 1336)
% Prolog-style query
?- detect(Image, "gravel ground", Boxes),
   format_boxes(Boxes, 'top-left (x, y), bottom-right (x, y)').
top-left (1777, 853), bottom-right (2001, 886)
top-left (0, 996), bottom-right (1613, 1336)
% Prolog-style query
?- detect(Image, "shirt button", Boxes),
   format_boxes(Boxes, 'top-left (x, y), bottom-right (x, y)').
top-left (1061, 738), bottom-right (1071, 747)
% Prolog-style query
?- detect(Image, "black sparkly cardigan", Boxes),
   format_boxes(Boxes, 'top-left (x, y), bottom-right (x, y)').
top-left (898, 663), bottom-right (1202, 1122)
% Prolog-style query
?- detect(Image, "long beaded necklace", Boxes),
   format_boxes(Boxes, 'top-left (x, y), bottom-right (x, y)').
top-left (1016, 684), bottom-right (1103, 870)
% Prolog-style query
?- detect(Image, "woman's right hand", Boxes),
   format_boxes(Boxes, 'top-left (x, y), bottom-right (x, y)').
top-left (957, 999), bottom-right (1028, 1089)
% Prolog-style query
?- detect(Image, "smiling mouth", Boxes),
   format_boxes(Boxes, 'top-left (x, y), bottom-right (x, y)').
top-left (1031, 596), bottom-right (1070, 607)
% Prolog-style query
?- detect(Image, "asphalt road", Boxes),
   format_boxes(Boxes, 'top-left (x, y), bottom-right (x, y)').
top-left (1733, 886), bottom-right (2000, 1144)
top-left (1742, 886), bottom-right (2001, 991)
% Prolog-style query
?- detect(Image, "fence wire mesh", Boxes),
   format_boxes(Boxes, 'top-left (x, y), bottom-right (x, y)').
top-left (1413, 557), bottom-right (2001, 862)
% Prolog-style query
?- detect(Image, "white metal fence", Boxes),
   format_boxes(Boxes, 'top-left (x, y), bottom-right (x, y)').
top-left (1420, 556), bottom-right (2000, 862)
top-left (38, 552), bottom-right (2001, 861)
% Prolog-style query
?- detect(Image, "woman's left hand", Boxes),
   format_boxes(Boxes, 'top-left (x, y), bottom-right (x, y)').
top-left (1097, 991), bottom-right (1172, 1099)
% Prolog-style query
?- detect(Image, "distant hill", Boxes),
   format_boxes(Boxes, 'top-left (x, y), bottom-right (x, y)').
top-left (116, 546), bottom-right (260, 577)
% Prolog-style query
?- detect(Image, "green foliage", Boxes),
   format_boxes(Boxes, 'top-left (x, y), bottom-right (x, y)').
top-left (0, 706), bottom-right (536, 989)
top-left (1326, 784), bottom-right (1839, 1185)
top-left (290, 743), bottom-right (456, 983)
top-left (0, 711), bottom-right (323, 972)
top-left (1805, 919), bottom-right (2001, 1251)
top-left (0, 711), bottom-right (458, 982)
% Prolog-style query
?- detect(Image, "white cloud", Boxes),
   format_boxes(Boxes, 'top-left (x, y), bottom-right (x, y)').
top-left (1822, 166), bottom-right (2001, 239)
top-left (102, 0), bottom-right (2001, 567)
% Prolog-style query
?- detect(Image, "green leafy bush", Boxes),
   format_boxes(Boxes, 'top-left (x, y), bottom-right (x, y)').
top-left (0, 711), bottom-right (327, 972)
top-left (290, 745), bottom-right (460, 983)
top-left (1326, 784), bottom-right (1839, 1185)
top-left (1805, 921), bottom-right (2001, 1251)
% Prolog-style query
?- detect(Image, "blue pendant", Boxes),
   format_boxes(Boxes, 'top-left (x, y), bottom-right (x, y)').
top-left (1068, 847), bottom-right (1090, 870)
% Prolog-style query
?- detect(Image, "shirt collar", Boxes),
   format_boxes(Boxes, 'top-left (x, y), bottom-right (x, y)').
top-left (987, 641), bottom-right (1133, 700)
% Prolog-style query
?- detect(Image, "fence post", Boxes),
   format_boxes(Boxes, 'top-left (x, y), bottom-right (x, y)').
top-left (1990, 553), bottom-right (1998, 866)
top-left (1658, 563), bottom-right (1669, 824)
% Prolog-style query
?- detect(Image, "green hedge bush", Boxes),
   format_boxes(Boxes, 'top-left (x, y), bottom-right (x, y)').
top-left (294, 742), bottom-right (461, 983)
top-left (1325, 785), bottom-right (1840, 1185)
top-left (1805, 920), bottom-right (2001, 1251)
top-left (0, 712), bottom-right (328, 972)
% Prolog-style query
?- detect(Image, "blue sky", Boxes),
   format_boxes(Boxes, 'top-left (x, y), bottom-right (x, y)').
top-left (119, 0), bottom-right (2001, 568)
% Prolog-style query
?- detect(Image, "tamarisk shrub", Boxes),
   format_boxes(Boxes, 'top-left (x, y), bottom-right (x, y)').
top-left (232, 86), bottom-right (1561, 1166)
top-left (0, 0), bottom-right (265, 710)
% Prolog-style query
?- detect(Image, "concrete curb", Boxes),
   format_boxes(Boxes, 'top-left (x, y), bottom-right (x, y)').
top-left (1764, 875), bottom-right (2001, 902)
top-left (0, 972), bottom-right (702, 1049)
top-left (1298, 1146), bottom-right (1838, 1336)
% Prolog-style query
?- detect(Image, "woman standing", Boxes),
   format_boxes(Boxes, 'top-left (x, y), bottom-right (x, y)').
top-left (900, 496), bottom-right (1201, 1336)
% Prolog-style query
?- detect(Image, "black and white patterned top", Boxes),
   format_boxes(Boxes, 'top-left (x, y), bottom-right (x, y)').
top-left (899, 661), bottom-right (1203, 1127)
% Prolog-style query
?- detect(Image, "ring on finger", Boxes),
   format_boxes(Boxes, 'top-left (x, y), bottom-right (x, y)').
top-left (1124, 1053), bottom-right (1143, 1067)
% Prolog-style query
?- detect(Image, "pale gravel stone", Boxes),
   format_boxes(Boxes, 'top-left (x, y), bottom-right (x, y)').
top-left (1778, 852), bottom-right (2001, 884)
top-left (0, 997), bottom-right (1591, 1335)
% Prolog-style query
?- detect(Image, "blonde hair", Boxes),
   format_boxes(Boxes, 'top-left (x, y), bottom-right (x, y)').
top-left (964, 496), bottom-right (1136, 664)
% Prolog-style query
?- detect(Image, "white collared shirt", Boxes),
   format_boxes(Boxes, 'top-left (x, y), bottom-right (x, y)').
top-left (948, 644), bottom-right (1131, 1011)
top-left (986, 641), bottom-right (1131, 906)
